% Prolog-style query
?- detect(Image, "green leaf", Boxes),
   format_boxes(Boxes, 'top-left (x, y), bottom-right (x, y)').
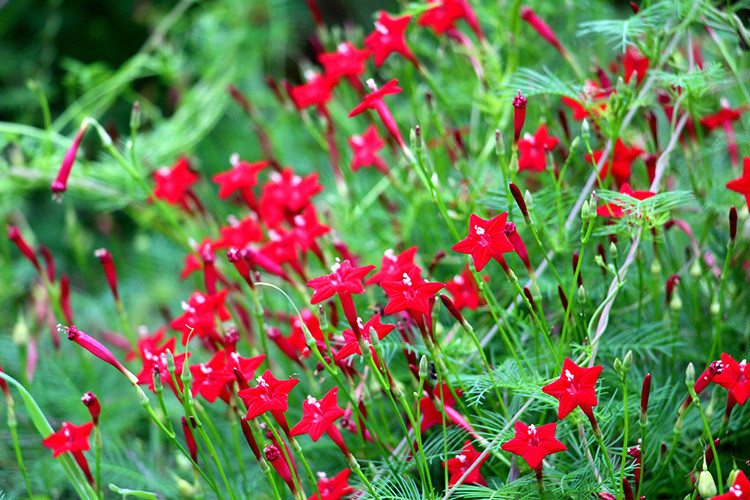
top-left (108, 483), bottom-right (160, 499)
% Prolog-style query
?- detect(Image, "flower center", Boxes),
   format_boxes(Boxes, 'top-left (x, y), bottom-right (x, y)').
top-left (402, 273), bottom-right (412, 286)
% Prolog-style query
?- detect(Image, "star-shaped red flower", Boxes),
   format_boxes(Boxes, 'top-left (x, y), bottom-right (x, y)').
top-left (518, 124), bottom-right (560, 172)
top-left (561, 80), bottom-right (608, 121)
top-left (42, 421), bottom-right (94, 458)
top-left (364, 11), bottom-right (418, 68)
top-left (444, 440), bottom-right (488, 486)
top-left (307, 260), bottom-right (376, 304)
top-left (711, 470), bottom-right (750, 500)
top-left (153, 156), bottom-right (198, 208)
top-left (291, 387), bottom-right (346, 441)
top-left (214, 216), bottom-right (264, 249)
top-left (596, 183), bottom-right (656, 218)
top-left (713, 353), bottom-right (750, 405)
top-left (289, 73), bottom-right (335, 110)
top-left (259, 169), bottom-right (323, 227)
top-left (335, 314), bottom-right (395, 360)
top-left (132, 329), bottom-right (190, 393)
top-left (727, 157), bottom-right (750, 209)
top-left (586, 138), bottom-right (644, 186)
top-left (212, 160), bottom-right (267, 199)
top-left (319, 43), bottom-right (371, 80)
top-left (349, 125), bottom-right (389, 173)
top-left (238, 369), bottom-right (300, 420)
top-left (418, 0), bottom-right (463, 35)
top-left (307, 468), bottom-right (353, 500)
top-left (381, 266), bottom-right (445, 315)
top-left (366, 247), bottom-right (418, 285)
top-left (170, 290), bottom-right (232, 344)
top-left (542, 357), bottom-right (603, 419)
top-left (190, 350), bottom-right (236, 403)
top-left (452, 213), bottom-right (515, 271)
top-left (500, 421), bottom-right (567, 470)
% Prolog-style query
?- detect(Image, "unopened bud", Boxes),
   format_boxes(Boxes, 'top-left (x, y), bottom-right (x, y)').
top-left (613, 358), bottom-right (622, 373)
top-left (524, 190), bottom-right (534, 211)
top-left (12, 315), bottom-right (29, 346)
top-left (685, 363), bottom-right (696, 388)
top-left (581, 119), bottom-right (590, 141)
top-left (727, 468), bottom-right (740, 488)
top-left (710, 300), bottom-right (720, 316)
top-left (130, 101), bottom-right (141, 131)
top-left (609, 241), bottom-right (617, 259)
top-left (581, 201), bottom-right (591, 220)
top-left (577, 284), bottom-right (586, 304)
top-left (495, 130), bottom-right (505, 155)
top-left (650, 260), bottom-right (661, 275)
top-left (697, 468), bottom-right (717, 498)
top-left (165, 349), bottom-right (176, 373)
top-left (670, 294), bottom-right (683, 312)
top-left (689, 259), bottom-right (701, 278)
top-left (418, 356), bottom-right (429, 379)
top-left (622, 350), bottom-right (633, 372)
top-left (729, 206), bottom-right (738, 242)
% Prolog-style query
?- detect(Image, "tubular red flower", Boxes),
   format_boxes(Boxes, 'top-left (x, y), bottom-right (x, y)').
top-left (65, 325), bottom-right (137, 384)
top-left (542, 357), bottom-right (603, 420)
top-left (60, 274), bottom-right (74, 328)
top-left (182, 416), bottom-right (198, 463)
top-left (52, 120), bottom-right (89, 195)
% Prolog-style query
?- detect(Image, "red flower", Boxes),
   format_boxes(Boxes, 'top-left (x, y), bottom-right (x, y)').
top-left (561, 80), bottom-right (608, 121)
top-left (349, 79), bottom-right (406, 149)
top-left (444, 440), bottom-right (488, 486)
top-left (306, 260), bottom-right (376, 305)
top-left (133, 332), bottom-right (190, 393)
top-left (290, 387), bottom-right (346, 441)
top-left (212, 160), bottom-right (268, 199)
top-left (711, 470), bottom-right (750, 499)
top-left (238, 369), bottom-right (300, 419)
top-left (517, 124), bottom-right (560, 172)
top-left (418, 0), bottom-right (463, 35)
top-left (586, 138), bottom-right (644, 186)
top-left (596, 183), bottom-right (656, 218)
top-left (290, 204), bottom-right (331, 254)
top-left (542, 357), bottom-right (603, 419)
top-left (335, 314), bottom-right (395, 360)
top-left (366, 247), bottom-right (418, 285)
top-left (289, 73), bottom-right (335, 110)
top-left (259, 169), bottom-right (323, 227)
top-left (381, 266), bottom-right (445, 315)
top-left (500, 421), bottom-right (567, 469)
top-left (713, 353), bottom-right (750, 405)
top-left (445, 265), bottom-right (485, 311)
top-left (622, 47), bottom-right (649, 85)
top-left (42, 421), bottom-right (94, 458)
top-left (451, 213), bottom-right (515, 271)
top-left (349, 125), bottom-right (389, 174)
top-left (307, 468), bottom-right (353, 500)
top-left (214, 216), bottom-right (264, 249)
top-left (153, 156), bottom-right (198, 208)
top-left (726, 157), bottom-right (750, 209)
top-left (170, 290), bottom-right (232, 344)
top-left (700, 100), bottom-right (746, 168)
top-left (419, 383), bottom-right (458, 432)
top-left (364, 11), bottom-right (418, 68)
top-left (190, 350), bottom-right (237, 403)
top-left (319, 43), bottom-right (371, 81)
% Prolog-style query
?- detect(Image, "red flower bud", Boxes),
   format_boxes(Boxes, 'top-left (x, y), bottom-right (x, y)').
top-left (182, 416), bottom-right (198, 463)
top-left (52, 121), bottom-right (89, 196)
top-left (8, 225), bottom-right (43, 275)
top-left (640, 373), bottom-right (651, 424)
top-left (239, 416), bottom-right (261, 460)
top-left (81, 392), bottom-right (100, 425)
top-left (94, 248), bottom-right (119, 302)
top-left (730, 206), bottom-right (738, 242)
top-left (60, 274), bottom-right (74, 327)
top-left (439, 293), bottom-right (465, 325)
top-left (520, 6), bottom-right (566, 56)
top-left (509, 182), bottom-right (529, 218)
top-left (39, 245), bottom-right (56, 282)
top-left (512, 90), bottom-right (527, 145)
